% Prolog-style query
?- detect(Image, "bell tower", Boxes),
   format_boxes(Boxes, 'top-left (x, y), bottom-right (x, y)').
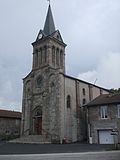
top-left (32, 4), bottom-right (66, 73)
top-left (21, 3), bottom-right (67, 143)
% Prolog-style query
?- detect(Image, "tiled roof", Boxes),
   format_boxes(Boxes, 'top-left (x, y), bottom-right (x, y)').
top-left (86, 94), bottom-right (120, 107)
top-left (0, 109), bottom-right (22, 119)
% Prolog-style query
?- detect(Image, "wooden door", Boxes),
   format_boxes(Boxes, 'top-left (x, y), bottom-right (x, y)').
top-left (35, 117), bottom-right (42, 135)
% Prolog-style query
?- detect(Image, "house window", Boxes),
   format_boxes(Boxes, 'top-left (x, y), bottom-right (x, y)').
top-left (100, 106), bottom-right (108, 119)
top-left (67, 95), bottom-right (71, 108)
top-left (83, 88), bottom-right (86, 96)
top-left (5, 130), bottom-right (10, 135)
top-left (14, 130), bottom-right (19, 135)
top-left (118, 104), bottom-right (120, 118)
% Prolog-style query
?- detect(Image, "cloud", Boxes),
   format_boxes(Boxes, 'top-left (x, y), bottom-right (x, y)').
top-left (78, 70), bottom-right (98, 84)
top-left (0, 64), bottom-right (23, 111)
top-left (0, 0), bottom-right (120, 111)
top-left (78, 52), bottom-right (120, 89)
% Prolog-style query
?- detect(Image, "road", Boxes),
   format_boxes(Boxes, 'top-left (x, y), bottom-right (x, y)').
top-left (0, 142), bottom-right (114, 154)
top-left (0, 151), bottom-right (120, 160)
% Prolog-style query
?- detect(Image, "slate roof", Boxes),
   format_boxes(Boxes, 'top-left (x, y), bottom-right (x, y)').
top-left (0, 109), bottom-right (22, 119)
top-left (86, 94), bottom-right (120, 107)
top-left (43, 4), bottom-right (55, 36)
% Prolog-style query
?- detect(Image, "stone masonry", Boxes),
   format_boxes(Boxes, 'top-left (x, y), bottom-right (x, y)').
top-left (21, 4), bottom-right (110, 144)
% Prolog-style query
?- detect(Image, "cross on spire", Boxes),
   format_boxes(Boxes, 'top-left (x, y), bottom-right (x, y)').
top-left (47, 0), bottom-right (50, 5)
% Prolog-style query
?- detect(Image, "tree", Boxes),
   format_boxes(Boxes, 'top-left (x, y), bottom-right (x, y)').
top-left (110, 88), bottom-right (120, 93)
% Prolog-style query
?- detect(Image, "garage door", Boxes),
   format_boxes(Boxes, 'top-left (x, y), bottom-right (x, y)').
top-left (99, 130), bottom-right (114, 144)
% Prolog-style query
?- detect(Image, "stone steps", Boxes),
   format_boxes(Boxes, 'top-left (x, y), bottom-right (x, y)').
top-left (9, 135), bottom-right (51, 144)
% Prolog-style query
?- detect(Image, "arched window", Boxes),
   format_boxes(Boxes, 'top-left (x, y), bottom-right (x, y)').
top-left (82, 88), bottom-right (86, 96)
top-left (35, 110), bottom-right (42, 117)
top-left (40, 48), bottom-right (42, 64)
top-left (83, 98), bottom-right (86, 105)
top-left (35, 49), bottom-right (38, 67)
top-left (44, 46), bottom-right (47, 63)
top-left (56, 48), bottom-right (59, 66)
top-left (60, 50), bottom-right (63, 67)
top-left (52, 46), bottom-right (55, 66)
top-left (67, 95), bottom-right (71, 108)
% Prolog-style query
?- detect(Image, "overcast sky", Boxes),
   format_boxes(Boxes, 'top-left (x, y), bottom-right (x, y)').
top-left (0, 0), bottom-right (120, 111)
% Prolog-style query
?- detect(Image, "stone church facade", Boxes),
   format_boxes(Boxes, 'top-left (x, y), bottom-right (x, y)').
top-left (21, 4), bottom-right (109, 143)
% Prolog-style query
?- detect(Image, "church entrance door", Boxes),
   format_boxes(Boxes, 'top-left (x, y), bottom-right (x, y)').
top-left (35, 117), bottom-right (42, 135)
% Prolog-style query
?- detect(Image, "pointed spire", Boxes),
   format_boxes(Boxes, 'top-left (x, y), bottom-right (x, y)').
top-left (43, 4), bottom-right (56, 36)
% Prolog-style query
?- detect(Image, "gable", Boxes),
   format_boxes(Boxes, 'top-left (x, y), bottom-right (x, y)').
top-left (36, 30), bottom-right (46, 41)
top-left (51, 30), bottom-right (64, 43)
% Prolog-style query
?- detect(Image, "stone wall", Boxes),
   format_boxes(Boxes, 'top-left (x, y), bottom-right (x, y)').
top-left (64, 77), bottom-right (77, 142)
top-left (0, 117), bottom-right (21, 140)
top-left (22, 67), bottom-right (64, 143)
top-left (87, 104), bottom-right (120, 144)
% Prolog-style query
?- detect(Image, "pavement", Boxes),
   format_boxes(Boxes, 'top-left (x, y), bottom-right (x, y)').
top-left (0, 151), bottom-right (120, 160)
top-left (0, 141), bottom-right (115, 155)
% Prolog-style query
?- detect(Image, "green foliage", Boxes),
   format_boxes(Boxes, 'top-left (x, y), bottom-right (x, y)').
top-left (110, 88), bottom-right (120, 93)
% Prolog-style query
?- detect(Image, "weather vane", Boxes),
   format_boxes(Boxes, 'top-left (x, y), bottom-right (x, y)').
top-left (47, 0), bottom-right (50, 5)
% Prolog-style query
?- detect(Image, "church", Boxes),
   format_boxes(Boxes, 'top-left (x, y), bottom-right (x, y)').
top-left (21, 4), bottom-right (109, 143)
